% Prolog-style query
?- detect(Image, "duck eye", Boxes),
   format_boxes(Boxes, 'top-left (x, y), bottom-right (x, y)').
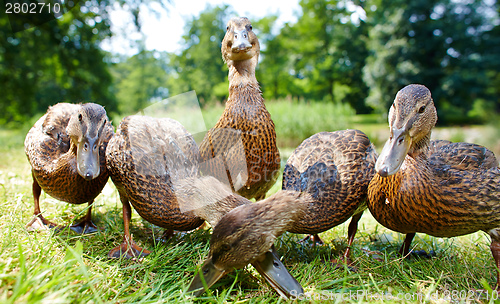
top-left (220, 244), bottom-right (231, 251)
top-left (78, 114), bottom-right (83, 121)
top-left (418, 106), bottom-right (426, 113)
top-left (226, 26), bottom-right (229, 31)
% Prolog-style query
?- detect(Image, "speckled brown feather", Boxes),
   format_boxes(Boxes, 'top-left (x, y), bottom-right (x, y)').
top-left (368, 84), bottom-right (500, 238)
top-left (369, 143), bottom-right (500, 237)
top-left (209, 190), bottom-right (311, 270)
top-left (106, 116), bottom-right (206, 230)
top-left (282, 129), bottom-right (377, 234)
top-left (199, 17), bottom-right (280, 200)
top-left (25, 103), bottom-right (113, 205)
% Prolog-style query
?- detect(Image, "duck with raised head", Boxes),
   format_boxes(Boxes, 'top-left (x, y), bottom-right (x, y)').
top-left (368, 84), bottom-right (500, 288)
top-left (105, 115), bottom-right (303, 297)
top-left (25, 103), bottom-right (113, 233)
top-left (282, 129), bottom-right (377, 263)
top-left (199, 17), bottom-right (280, 201)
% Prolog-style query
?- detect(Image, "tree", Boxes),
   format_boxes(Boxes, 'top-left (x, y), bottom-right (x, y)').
top-left (363, 0), bottom-right (500, 123)
top-left (111, 50), bottom-right (170, 115)
top-left (262, 0), bottom-right (369, 113)
top-left (0, 0), bottom-right (117, 126)
top-left (166, 5), bottom-right (232, 106)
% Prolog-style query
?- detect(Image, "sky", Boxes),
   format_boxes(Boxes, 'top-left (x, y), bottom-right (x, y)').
top-left (100, 0), bottom-right (301, 56)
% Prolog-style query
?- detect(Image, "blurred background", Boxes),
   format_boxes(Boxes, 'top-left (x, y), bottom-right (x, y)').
top-left (1, 0), bottom-right (499, 150)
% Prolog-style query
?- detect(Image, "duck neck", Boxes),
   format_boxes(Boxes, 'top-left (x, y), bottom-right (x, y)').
top-left (226, 57), bottom-right (263, 106)
top-left (408, 133), bottom-right (431, 160)
top-left (177, 176), bottom-right (249, 227)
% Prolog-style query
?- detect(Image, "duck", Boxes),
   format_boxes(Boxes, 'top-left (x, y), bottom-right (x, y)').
top-left (189, 129), bottom-right (377, 295)
top-left (188, 190), bottom-right (309, 299)
top-left (105, 115), bottom-right (303, 297)
top-left (25, 102), bottom-right (114, 233)
top-left (282, 129), bottom-right (377, 263)
top-left (367, 84), bottom-right (500, 287)
top-left (199, 17), bottom-right (280, 201)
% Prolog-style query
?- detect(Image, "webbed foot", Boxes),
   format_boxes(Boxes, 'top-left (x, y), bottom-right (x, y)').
top-left (70, 219), bottom-right (98, 234)
top-left (300, 234), bottom-right (324, 246)
top-left (108, 237), bottom-right (151, 259)
top-left (407, 249), bottom-right (436, 259)
top-left (26, 215), bottom-right (60, 232)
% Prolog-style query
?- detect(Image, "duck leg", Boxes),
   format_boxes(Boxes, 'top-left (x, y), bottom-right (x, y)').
top-left (342, 212), bottom-right (363, 265)
top-left (108, 192), bottom-right (151, 259)
top-left (399, 233), bottom-right (435, 258)
top-left (300, 234), bottom-right (324, 246)
top-left (399, 233), bottom-right (415, 256)
top-left (490, 239), bottom-right (500, 290)
top-left (26, 176), bottom-right (59, 231)
top-left (70, 200), bottom-right (98, 234)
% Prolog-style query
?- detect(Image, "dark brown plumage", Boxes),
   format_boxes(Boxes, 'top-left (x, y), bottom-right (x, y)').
top-left (107, 115), bottom-right (303, 296)
top-left (189, 190), bottom-right (309, 299)
top-left (199, 17), bottom-right (280, 200)
top-left (25, 103), bottom-right (113, 233)
top-left (191, 130), bottom-right (377, 295)
top-left (282, 129), bottom-right (377, 262)
top-left (368, 84), bottom-right (500, 287)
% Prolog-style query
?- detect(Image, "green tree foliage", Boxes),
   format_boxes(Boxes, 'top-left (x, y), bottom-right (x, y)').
top-left (0, 0), bottom-right (117, 126)
top-left (111, 50), bottom-right (169, 115)
top-left (363, 0), bottom-right (500, 123)
top-left (166, 5), bottom-right (231, 106)
top-left (255, 0), bottom-right (370, 113)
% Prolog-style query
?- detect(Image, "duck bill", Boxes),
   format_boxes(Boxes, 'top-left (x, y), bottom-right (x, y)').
top-left (375, 127), bottom-right (411, 177)
top-left (76, 137), bottom-right (100, 180)
top-left (251, 247), bottom-right (303, 300)
top-left (232, 29), bottom-right (252, 52)
top-left (187, 258), bottom-right (227, 297)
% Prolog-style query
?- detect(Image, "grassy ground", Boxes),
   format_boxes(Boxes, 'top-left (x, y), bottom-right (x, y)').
top-left (1, 105), bottom-right (500, 303)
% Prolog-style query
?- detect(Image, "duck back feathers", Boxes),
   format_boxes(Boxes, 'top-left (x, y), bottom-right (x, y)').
top-left (106, 115), bottom-right (205, 230)
top-left (283, 129), bottom-right (377, 234)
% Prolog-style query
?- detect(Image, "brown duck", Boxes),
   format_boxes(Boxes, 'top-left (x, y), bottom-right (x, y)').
top-left (25, 103), bottom-right (113, 233)
top-left (368, 84), bottom-right (500, 287)
top-left (188, 190), bottom-right (309, 299)
top-left (105, 115), bottom-right (303, 297)
top-left (189, 129), bottom-right (377, 295)
top-left (282, 130), bottom-right (377, 263)
top-left (199, 17), bottom-right (280, 200)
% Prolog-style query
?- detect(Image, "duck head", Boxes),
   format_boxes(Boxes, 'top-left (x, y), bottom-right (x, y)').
top-left (376, 84), bottom-right (438, 177)
top-left (66, 103), bottom-right (110, 181)
top-left (222, 17), bottom-right (260, 63)
top-left (188, 191), bottom-right (307, 299)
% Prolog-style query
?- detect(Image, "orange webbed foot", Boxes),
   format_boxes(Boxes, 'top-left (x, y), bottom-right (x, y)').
top-left (299, 234), bottom-right (324, 246)
top-left (108, 237), bottom-right (151, 259)
top-left (26, 215), bottom-right (60, 232)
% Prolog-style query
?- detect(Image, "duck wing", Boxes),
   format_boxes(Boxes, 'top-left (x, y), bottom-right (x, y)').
top-left (25, 103), bottom-right (79, 172)
top-left (283, 130), bottom-right (377, 234)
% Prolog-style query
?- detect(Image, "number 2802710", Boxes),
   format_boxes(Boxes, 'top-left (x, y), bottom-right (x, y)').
top-left (5, 2), bottom-right (61, 14)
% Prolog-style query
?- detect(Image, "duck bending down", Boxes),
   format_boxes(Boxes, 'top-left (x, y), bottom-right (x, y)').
top-left (190, 129), bottom-right (377, 294)
top-left (199, 17), bottom-right (280, 201)
top-left (188, 190), bottom-right (310, 299)
top-left (282, 130), bottom-right (377, 263)
top-left (105, 115), bottom-right (303, 297)
top-left (25, 103), bottom-right (113, 233)
top-left (368, 84), bottom-right (500, 287)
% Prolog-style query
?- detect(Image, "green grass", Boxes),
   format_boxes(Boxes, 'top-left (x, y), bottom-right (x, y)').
top-left (1, 107), bottom-right (500, 303)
